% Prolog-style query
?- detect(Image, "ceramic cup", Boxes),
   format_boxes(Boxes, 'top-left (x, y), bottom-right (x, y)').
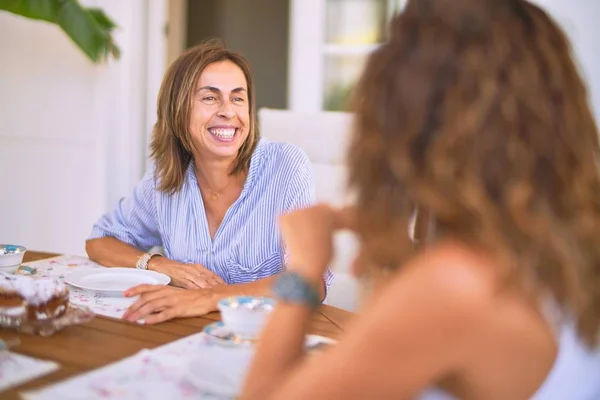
top-left (217, 296), bottom-right (275, 339)
top-left (0, 245), bottom-right (27, 274)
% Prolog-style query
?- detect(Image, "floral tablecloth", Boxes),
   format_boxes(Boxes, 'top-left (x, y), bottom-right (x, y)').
top-left (13, 256), bottom-right (336, 399)
top-left (18, 255), bottom-right (135, 319)
top-left (0, 351), bottom-right (59, 393)
top-left (23, 332), bottom-right (247, 399)
top-left (21, 328), bottom-right (333, 400)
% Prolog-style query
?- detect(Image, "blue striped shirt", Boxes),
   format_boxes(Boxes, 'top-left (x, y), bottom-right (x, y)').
top-left (89, 139), bottom-right (334, 289)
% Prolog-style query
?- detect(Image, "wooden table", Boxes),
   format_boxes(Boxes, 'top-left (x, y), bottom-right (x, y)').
top-left (1, 251), bottom-right (354, 399)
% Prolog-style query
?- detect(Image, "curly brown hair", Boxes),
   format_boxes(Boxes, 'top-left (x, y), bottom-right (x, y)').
top-left (150, 40), bottom-right (258, 194)
top-left (349, 0), bottom-right (600, 346)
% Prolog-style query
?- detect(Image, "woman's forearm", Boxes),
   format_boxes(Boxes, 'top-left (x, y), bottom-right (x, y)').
top-left (210, 276), bottom-right (326, 305)
top-left (229, 274), bottom-right (327, 399)
top-left (241, 303), bottom-right (313, 400)
top-left (211, 275), bottom-right (277, 298)
top-left (85, 237), bottom-right (145, 267)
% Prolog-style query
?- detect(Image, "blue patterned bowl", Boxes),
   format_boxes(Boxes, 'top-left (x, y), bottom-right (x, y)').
top-left (0, 244), bottom-right (27, 272)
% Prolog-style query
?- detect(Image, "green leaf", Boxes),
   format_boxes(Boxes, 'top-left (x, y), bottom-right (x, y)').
top-left (88, 8), bottom-right (117, 30)
top-left (0, 0), bottom-right (120, 64)
top-left (0, 0), bottom-right (59, 21)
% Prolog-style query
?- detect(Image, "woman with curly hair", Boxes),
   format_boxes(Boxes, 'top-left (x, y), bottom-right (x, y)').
top-left (241, 0), bottom-right (600, 398)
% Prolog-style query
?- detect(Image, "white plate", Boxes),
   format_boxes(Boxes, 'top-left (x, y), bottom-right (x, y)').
top-left (64, 268), bottom-right (170, 296)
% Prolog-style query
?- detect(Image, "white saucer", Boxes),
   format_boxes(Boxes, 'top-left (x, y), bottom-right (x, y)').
top-left (203, 321), bottom-right (337, 351)
top-left (204, 321), bottom-right (256, 347)
top-left (64, 268), bottom-right (170, 296)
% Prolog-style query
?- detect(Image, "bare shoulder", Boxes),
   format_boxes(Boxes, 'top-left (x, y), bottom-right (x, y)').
top-left (418, 240), bottom-right (497, 290)
top-left (313, 240), bottom-right (506, 396)
top-left (382, 240), bottom-right (500, 320)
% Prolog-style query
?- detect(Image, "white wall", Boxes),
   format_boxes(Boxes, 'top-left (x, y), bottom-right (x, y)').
top-left (0, 0), bottom-right (167, 256)
top-left (0, 0), bottom-right (597, 258)
top-left (534, 0), bottom-right (600, 122)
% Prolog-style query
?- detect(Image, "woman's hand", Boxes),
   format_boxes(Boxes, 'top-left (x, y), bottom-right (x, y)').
top-left (334, 205), bottom-right (357, 231)
top-left (280, 204), bottom-right (345, 283)
top-left (148, 257), bottom-right (224, 289)
top-left (122, 285), bottom-right (217, 324)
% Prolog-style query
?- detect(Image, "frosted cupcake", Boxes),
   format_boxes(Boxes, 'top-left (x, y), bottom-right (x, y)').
top-left (0, 275), bottom-right (69, 321)
top-left (19, 278), bottom-right (69, 321)
top-left (0, 274), bottom-right (26, 317)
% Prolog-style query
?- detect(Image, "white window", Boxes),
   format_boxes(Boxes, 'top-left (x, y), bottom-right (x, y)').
top-left (289, 0), bottom-right (406, 111)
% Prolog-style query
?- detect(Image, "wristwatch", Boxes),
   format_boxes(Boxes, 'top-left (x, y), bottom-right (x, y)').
top-left (136, 253), bottom-right (161, 270)
top-left (272, 271), bottom-right (321, 311)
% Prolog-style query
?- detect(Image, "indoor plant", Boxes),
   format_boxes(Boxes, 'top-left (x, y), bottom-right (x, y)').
top-left (0, 0), bottom-right (120, 63)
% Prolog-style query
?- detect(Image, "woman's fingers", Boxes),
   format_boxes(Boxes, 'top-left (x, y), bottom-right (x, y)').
top-left (156, 264), bottom-right (225, 289)
top-left (187, 267), bottom-right (225, 288)
top-left (335, 205), bottom-right (357, 231)
top-left (211, 273), bottom-right (225, 285)
top-left (279, 205), bottom-right (336, 274)
top-left (190, 265), bottom-right (225, 285)
top-left (123, 288), bottom-right (173, 319)
top-left (124, 284), bottom-right (163, 297)
top-left (124, 296), bottom-right (174, 322)
top-left (173, 268), bottom-right (206, 288)
top-left (183, 276), bottom-right (206, 289)
top-left (202, 271), bottom-right (224, 287)
top-left (209, 276), bottom-right (223, 286)
top-left (144, 308), bottom-right (178, 324)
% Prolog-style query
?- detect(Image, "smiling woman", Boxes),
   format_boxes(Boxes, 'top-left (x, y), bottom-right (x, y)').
top-left (85, 41), bottom-right (333, 324)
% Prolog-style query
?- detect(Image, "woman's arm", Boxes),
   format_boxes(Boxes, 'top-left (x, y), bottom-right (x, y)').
top-left (282, 149), bottom-right (335, 291)
top-left (87, 237), bottom-right (224, 289)
top-left (211, 274), bottom-right (326, 301)
top-left (85, 236), bottom-right (146, 267)
top-left (85, 169), bottom-right (223, 288)
top-left (123, 273), bottom-right (327, 323)
top-left (86, 167), bottom-right (162, 267)
top-left (241, 243), bottom-right (496, 399)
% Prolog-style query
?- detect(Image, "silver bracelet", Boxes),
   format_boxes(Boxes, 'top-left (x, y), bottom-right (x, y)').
top-left (136, 253), bottom-right (160, 270)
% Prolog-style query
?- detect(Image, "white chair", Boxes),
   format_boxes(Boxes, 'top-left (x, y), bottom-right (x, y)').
top-left (258, 108), bottom-right (360, 311)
